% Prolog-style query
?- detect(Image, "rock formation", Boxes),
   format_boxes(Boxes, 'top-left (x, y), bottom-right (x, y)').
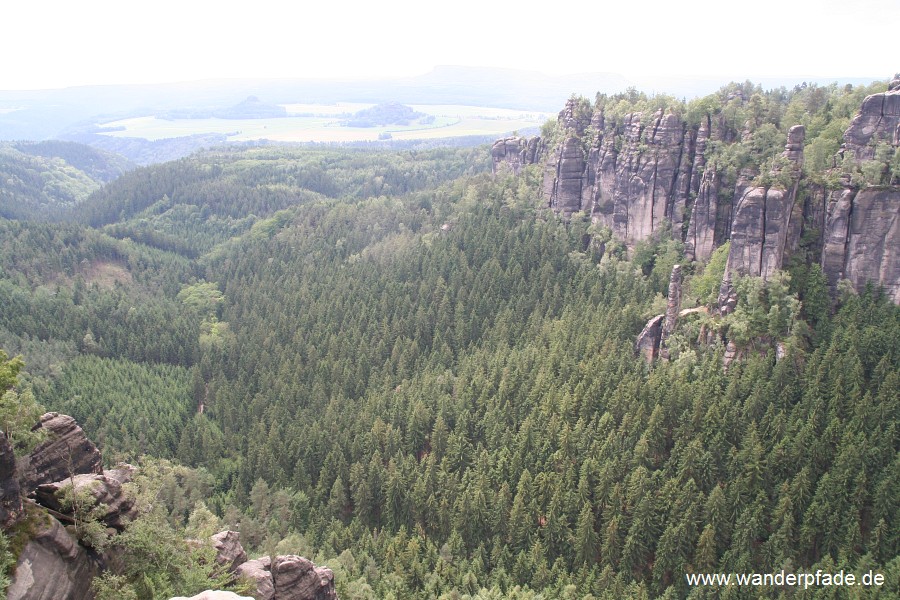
top-left (635, 265), bottom-right (684, 362)
top-left (236, 557), bottom-right (276, 600)
top-left (32, 465), bottom-right (138, 532)
top-left (726, 126), bottom-right (805, 280)
top-left (5, 413), bottom-right (119, 600)
top-left (6, 513), bottom-right (98, 600)
top-left (233, 554), bottom-right (336, 600)
top-left (272, 555), bottom-right (336, 600)
top-left (548, 135), bottom-right (587, 217)
top-left (494, 75), bottom-right (900, 305)
top-left (18, 413), bottom-right (103, 491)
top-left (635, 315), bottom-right (664, 363)
top-left (236, 556), bottom-right (275, 600)
top-left (685, 165), bottom-right (721, 261)
top-left (822, 186), bottom-right (900, 302)
top-left (841, 78), bottom-right (900, 163)
top-left (658, 265), bottom-right (683, 361)
top-left (205, 532), bottom-right (336, 600)
top-left (4, 412), bottom-right (339, 600)
top-left (538, 102), bottom-right (701, 243)
top-left (212, 530), bottom-right (249, 573)
top-left (821, 82), bottom-right (900, 302)
top-left (490, 137), bottom-right (542, 175)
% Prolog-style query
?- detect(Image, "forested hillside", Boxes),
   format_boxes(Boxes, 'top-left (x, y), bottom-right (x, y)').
top-left (0, 141), bottom-right (132, 220)
top-left (1, 80), bottom-right (898, 600)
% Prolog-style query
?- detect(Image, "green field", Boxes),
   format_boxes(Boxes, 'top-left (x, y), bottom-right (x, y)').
top-left (97, 103), bottom-right (550, 143)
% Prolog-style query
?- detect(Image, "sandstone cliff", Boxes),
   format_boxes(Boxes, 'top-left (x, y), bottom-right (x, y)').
top-left (490, 137), bottom-right (542, 175)
top-left (3, 412), bottom-right (339, 600)
top-left (18, 413), bottom-right (103, 492)
top-left (726, 125), bottom-right (805, 280)
top-left (820, 77), bottom-right (900, 302)
top-left (494, 77), bottom-right (900, 304)
top-left (7, 412), bottom-right (105, 600)
top-left (635, 265), bottom-right (684, 362)
top-left (6, 513), bottom-right (98, 600)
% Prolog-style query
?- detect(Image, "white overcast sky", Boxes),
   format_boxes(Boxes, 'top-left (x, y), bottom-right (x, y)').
top-left (2, 0), bottom-right (897, 90)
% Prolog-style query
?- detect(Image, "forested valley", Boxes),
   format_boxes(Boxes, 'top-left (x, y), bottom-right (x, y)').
top-left (1, 79), bottom-right (898, 600)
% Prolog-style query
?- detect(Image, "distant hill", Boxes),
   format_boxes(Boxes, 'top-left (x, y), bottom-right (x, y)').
top-left (12, 140), bottom-right (132, 182)
top-left (158, 96), bottom-right (288, 120)
top-left (343, 102), bottom-right (431, 127)
top-left (0, 141), bottom-right (132, 220)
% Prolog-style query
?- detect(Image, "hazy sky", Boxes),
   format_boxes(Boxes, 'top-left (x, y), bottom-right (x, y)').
top-left (3, 0), bottom-right (897, 90)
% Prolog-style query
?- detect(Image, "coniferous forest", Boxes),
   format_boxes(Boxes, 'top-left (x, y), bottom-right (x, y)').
top-left (1, 80), bottom-right (899, 600)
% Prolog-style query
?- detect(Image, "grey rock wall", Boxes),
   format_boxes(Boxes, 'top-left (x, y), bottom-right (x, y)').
top-left (18, 413), bottom-right (103, 491)
top-left (492, 78), bottom-right (899, 304)
top-left (7, 515), bottom-right (97, 600)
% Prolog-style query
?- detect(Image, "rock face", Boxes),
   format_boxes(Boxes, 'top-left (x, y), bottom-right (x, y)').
top-left (658, 265), bottom-right (684, 361)
top-left (19, 413), bottom-right (103, 491)
top-left (1, 431), bottom-right (22, 527)
top-left (720, 126), bottom-right (805, 281)
top-left (237, 557), bottom-right (276, 600)
top-left (33, 465), bottom-right (138, 532)
top-left (822, 186), bottom-right (900, 302)
top-left (5, 415), bottom-right (138, 600)
top-left (491, 137), bottom-right (542, 175)
top-left (548, 135), bottom-right (587, 217)
top-left (202, 532), bottom-right (336, 600)
top-left (211, 530), bottom-right (248, 573)
top-left (6, 513), bottom-right (98, 600)
top-left (635, 315), bottom-right (664, 363)
top-left (820, 83), bottom-right (900, 302)
top-left (273, 555), bottom-right (336, 600)
top-left (5, 417), bottom-right (341, 600)
top-left (636, 265), bottom-right (685, 363)
top-left (841, 83), bottom-right (900, 163)
top-left (542, 102), bottom-right (699, 244)
top-left (510, 77), bottom-right (900, 304)
top-left (685, 165), bottom-right (721, 261)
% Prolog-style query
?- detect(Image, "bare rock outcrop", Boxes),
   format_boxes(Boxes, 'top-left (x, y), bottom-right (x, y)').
top-left (236, 557), bottom-right (275, 600)
top-left (822, 186), bottom-right (900, 302)
top-left (211, 530), bottom-right (248, 573)
top-left (203, 532), bottom-right (336, 600)
top-left (685, 165), bottom-right (721, 261)
top-left (32, 465), bottom-right (138, 532)
top-left (273, 555), bottom-right (336, 600)
top-left (542, 103), bottom-right (698, 247)
top-left (548, 135), bottom-right (587, 217)
top-left (821, 83), bottom-right (900, 302)
top-left (636, 264), bottom-right (685, 362)
top-left (841, 82), bottom-right (900, 162)
top-left (658, 265), bottom-right (683, 361)
top-left (598, 111), bottom-right (693, 245)
top-left (496, 73), bottom-right (900, 310)
top-left (726, 126), bottom-right (805, 280)
top-left (18, 413), bottom-right (103, 491)
top-left (1, 431), bottom-right (23, 527)
top-left (6, 513), bottom-right (98, 600)
top-left (635, 314), bottom-right (664, 363)
top-left (491, 137), bottom-right (542, 175)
